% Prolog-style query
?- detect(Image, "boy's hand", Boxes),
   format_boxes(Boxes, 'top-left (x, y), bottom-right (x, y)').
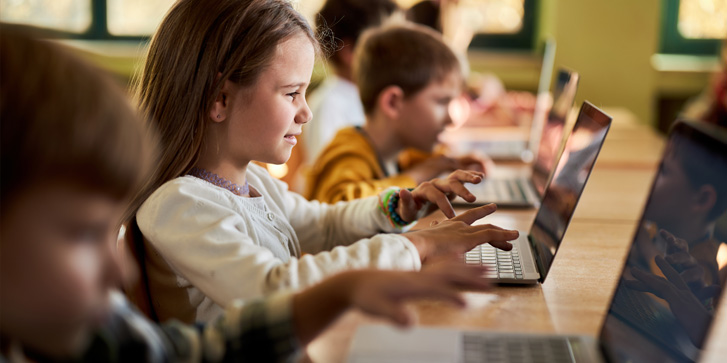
top-left (403, 203), bottom-right (519, 262)
top-left (397, 170), bottom-right (484, 221)
top-left (344, 263), bottom-right (491, 327)
top-left (454, 153), bottom-right (493, 175)
top-left (403, 155), bottom-right (461, 184)
top-left (292, 262), bottom-right (491, 344)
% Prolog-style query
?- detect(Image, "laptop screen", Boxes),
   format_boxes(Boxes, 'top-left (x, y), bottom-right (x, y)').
top-left (531, 70), bottom-right (580, 196)
top-left (599, 121), bottom-right (727, 363)
top-left (529, 101), bottom-right (611, 280)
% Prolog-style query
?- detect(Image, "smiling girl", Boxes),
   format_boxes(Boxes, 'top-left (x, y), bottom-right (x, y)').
top-left (132, 0), bottom-right (518, 323)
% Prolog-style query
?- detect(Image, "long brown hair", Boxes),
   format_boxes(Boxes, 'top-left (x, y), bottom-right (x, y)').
top-left (131, 0), bottom-right (316, 218)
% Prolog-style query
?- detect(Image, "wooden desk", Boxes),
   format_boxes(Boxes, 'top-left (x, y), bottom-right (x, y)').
top-left (304, 110), bottom-right (727, 362)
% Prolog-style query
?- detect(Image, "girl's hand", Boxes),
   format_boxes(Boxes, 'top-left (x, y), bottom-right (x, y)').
top-left (397, 170), bottom-right (484, 221)
top-left (403, 203), bottom-right (519, 263)
top-left (344, 262), bottom-right (491, 327)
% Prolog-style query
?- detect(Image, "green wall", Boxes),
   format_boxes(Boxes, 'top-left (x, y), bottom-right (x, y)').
top-left (541, 0), bottom-right (661, 125)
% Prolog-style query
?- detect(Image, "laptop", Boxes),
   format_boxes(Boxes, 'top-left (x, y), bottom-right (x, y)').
top-left (473, 39), bottom-right (557, 161)
top-left (347, 120), bottom-right (727, 363)
top-left (462, 69), bottom-right (580, 208)
top-left (464, 101), bottom-right (610, 284)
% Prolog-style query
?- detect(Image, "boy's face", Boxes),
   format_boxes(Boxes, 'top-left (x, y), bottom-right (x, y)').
top-left (0, 182), bottom-right (124, 358)
top-left (397, 70), bottom-right (461, 152)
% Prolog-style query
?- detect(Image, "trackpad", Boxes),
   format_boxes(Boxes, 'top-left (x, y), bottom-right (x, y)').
top-left (347, 325), bottom-right (461, 363)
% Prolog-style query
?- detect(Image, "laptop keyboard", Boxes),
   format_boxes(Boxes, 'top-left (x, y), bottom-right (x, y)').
top-left (463, 334), bottom-right (576, 363)
top-left (471, 178), bottom-right (528, 202)
top-left (465, 243), bottom-right (524, 280)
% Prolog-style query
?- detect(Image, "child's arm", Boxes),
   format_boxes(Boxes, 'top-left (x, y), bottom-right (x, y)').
top-left (291, 263), bottom-right (490, 344)
top-left (309, 153), bottom-right (418, 203)
top-left (92, 264), bottom-right (489, 363)
top-left (136, 179), bottom-right (424, 306)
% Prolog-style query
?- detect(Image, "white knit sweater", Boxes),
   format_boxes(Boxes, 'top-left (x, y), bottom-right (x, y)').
top-left (137, 163), bottom-right (421, 322)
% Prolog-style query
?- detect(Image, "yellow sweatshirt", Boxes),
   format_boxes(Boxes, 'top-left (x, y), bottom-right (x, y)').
top-left (305, 127), bottom-right (417, 203)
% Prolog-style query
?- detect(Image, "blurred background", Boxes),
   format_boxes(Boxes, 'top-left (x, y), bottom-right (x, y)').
top-left (2, 0), bottom-right (724, 133)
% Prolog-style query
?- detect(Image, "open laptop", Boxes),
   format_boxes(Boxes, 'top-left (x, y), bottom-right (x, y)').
top-left (473, 39), bottom-right (557, 161)
top-left (465, 101), bottom-right (610, 284)
top-left (462, 69), bottom-right (580, 208)
top-left (347, 120), bottom-right (727, 363)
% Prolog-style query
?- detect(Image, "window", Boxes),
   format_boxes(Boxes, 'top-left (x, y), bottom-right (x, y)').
top-left (107, 0), bottom-right (176, 36)
top-left (465, 0), bottom-right (535, 50)
top-left (1, 0), bottom-right (536, 49)
top-left (0, 0), bottom-right (91, 33)
top-left (0, 0), bottom-right (174, 40)
top-left (660, 0), bottom-right (726, 55)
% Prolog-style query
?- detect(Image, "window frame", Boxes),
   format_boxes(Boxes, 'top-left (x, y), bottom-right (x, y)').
top-left (15, 0), bottom-right (149, 41)
top-left (660, 0), bottom-right (723, 55)
top-left (18, 0), bottom-right (539, 47)
top-left (467, 0), bottom-right (537, 51)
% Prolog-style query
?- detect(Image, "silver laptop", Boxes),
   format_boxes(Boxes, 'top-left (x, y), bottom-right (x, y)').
top-left (475, 39), bottom-right (557, 161)
top-left (348, 120), bottom-right (727, 363)
top-left (464, 69), bottom-right (580, 208)
top-left (466, 101), bottom-right (610, 284)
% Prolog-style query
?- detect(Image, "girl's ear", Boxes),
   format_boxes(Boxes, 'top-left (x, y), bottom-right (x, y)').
top-left (209, 77), bottom-right (233, 123)
top-left (377, 85), bottom-right (405, 120)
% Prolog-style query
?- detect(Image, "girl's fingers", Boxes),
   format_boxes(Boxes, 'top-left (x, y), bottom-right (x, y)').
top-left (398, 188), bottom-right (418, 221)
top-left (423, 187), bottom-right (456, 218)
top-left (470, 223), bottom-right (508, 232)
top-left (451, 203), bottom-right (497, 225)
top-left (449, 181), bottom-right (477, 203)
top-left (486, 240), bottom-right (514, 251)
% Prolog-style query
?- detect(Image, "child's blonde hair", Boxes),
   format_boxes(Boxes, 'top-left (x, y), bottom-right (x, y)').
top-left (133, 0), bottom-right (317, 216)
top-left (353, 22), bottom-right (461, 115)
top-left (0, 24), bottom-right (154, 218)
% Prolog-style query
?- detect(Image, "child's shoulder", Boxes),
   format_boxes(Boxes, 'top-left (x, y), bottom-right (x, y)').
top-left (140, 176), bottom-right (229, 211)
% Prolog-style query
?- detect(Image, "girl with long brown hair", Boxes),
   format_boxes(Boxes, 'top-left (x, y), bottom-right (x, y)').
top-left (133, 0), bottom-right (518, 323)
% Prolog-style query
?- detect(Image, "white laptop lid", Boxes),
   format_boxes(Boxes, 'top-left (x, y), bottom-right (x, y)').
top-left (522, 38), bottom-right (556, 162)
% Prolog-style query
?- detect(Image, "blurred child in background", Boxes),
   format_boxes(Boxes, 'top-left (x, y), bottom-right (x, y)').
top-left (306, 22), bottom-right (487, 203)
top-left (303, 0), bottom-right (400, 165)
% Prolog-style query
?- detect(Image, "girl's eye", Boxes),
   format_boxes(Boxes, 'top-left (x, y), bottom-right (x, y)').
top-left (287, 92), bottom-right (300, 100)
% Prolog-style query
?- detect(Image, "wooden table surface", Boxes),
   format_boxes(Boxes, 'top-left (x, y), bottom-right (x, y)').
top-left (304, 109), bottom-right (727, 362)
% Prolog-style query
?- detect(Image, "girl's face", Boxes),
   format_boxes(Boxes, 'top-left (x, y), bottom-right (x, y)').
top-left (225, 33), bottom-right (315, 165)
top-left (0, 183), bottom-right (124, 358)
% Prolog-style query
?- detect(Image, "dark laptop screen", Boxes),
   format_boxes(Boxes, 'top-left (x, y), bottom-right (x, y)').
top-left (530, 101), bottom-right (611, 280)
top-left (599, 121), bottom-right (727, 363)
top-left (531, 70), bottom-right (580, 196)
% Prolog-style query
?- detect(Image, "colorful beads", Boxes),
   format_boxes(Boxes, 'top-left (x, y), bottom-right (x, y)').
top-left (378, 188), bottom-right (414, 228)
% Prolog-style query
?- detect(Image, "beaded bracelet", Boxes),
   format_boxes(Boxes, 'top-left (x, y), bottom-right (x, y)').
top-left (378, 188), bottom-right (414, 228)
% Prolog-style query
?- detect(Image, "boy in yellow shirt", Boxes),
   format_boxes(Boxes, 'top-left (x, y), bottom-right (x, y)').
top-left (306, 23), bottom-right (485, 203)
